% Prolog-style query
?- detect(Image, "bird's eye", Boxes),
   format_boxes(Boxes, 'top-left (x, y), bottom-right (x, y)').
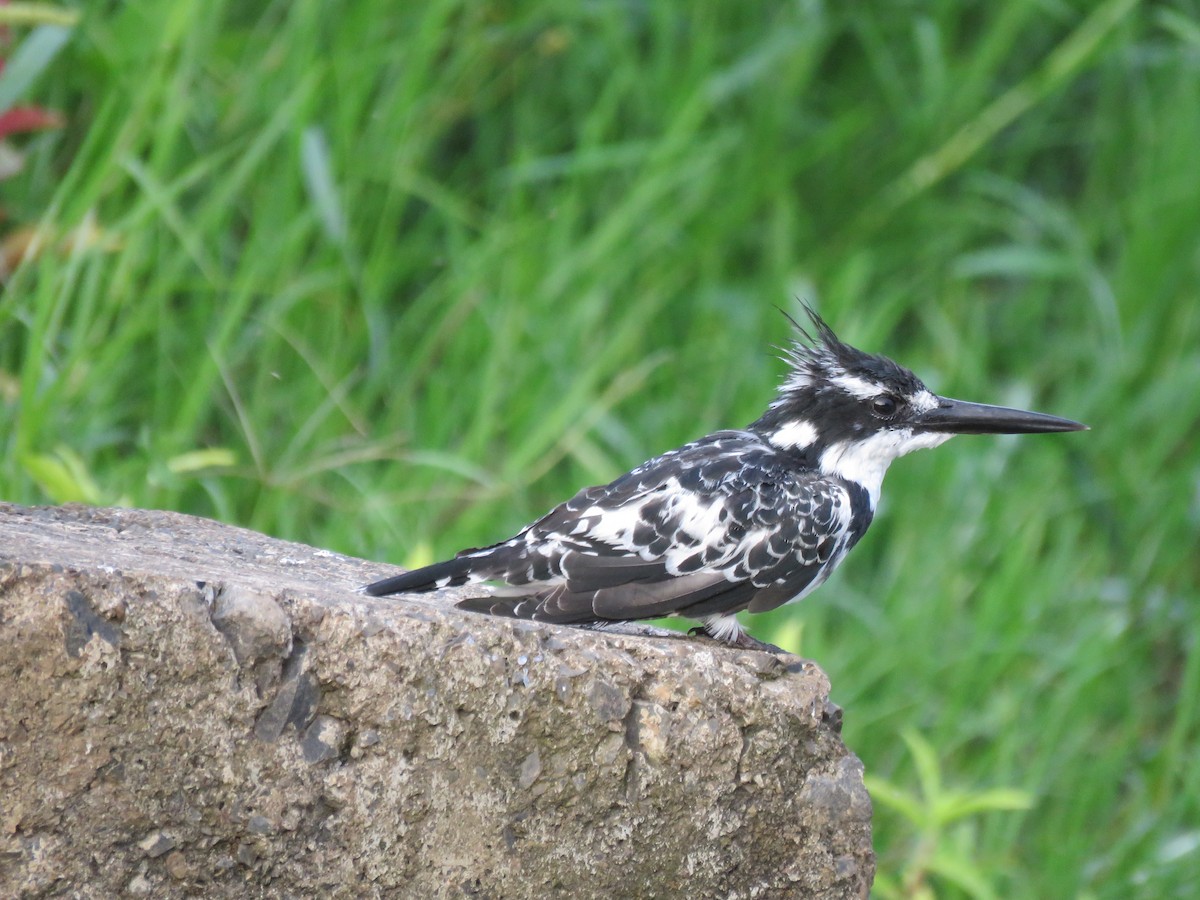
top-left (871, 395), bottom-right (899, 416)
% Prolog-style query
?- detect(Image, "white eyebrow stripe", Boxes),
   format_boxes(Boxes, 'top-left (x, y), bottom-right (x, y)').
top-left (911, 389), bottom-right (940, 413)
top-left (829, 373), bottom-right (884, 399)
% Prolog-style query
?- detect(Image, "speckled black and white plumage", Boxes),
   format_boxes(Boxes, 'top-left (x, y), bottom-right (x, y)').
top-left (364, 306), bottom-right (1086, 647)
top-left (366, 431), bottom-right (873, 643)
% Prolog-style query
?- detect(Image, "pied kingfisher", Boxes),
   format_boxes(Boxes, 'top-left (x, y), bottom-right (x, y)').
top-left (365, 307), bottom-right (1086, 650)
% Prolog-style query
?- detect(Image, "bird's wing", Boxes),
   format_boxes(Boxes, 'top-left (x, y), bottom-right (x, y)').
top-left (456, 431), bottom-right (861, 623)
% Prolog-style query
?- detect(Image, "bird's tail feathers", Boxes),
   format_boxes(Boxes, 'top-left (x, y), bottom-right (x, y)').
top-left (455, 590), bottom-right (562, 622)
top-left (363, 556), bottom-right (479, 597)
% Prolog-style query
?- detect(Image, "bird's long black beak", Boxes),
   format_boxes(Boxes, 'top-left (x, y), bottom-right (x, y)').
top-left (921, 397), bottom-right (1088, 435)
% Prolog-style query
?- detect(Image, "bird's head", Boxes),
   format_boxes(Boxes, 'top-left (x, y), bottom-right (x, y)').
top-left (750, 306), bottom-right (1087, 507)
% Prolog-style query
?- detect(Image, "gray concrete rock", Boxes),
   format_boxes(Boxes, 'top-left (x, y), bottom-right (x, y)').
top-left (0, 502), bottom-right (873, 897)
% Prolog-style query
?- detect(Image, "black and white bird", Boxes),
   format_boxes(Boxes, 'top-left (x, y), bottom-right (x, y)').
top-left (365, 307), bottom-right (1086, 650)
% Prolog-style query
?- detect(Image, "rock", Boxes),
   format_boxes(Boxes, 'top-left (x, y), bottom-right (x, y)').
top-left (0, 502), bottom-right (873, 897)
top-left (137, 831), bottom-right (175, 858)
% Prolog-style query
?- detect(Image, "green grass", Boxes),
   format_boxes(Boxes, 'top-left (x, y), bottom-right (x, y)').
top-left (3, 1), bottom-right (1199, 895)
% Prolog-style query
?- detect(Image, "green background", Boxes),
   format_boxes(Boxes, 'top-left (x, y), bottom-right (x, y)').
top-left (2, 1), bottom-right (1197, 895)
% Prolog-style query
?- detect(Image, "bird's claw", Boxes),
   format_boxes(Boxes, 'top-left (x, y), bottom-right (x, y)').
top-left (688, 625), bottom-right (788, 655)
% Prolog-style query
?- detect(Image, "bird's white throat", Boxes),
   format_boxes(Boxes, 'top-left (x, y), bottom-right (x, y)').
top-left (819, 428), bottom-right (954, 508)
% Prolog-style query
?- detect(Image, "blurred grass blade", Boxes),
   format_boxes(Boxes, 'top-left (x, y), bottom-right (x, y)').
top-left (857, 0), bottom-right (1139, 234)
top-left (21, 447), bottom-right (103, 504)
top-left (301, 126), bottom-right (348, 247)
top-left (901, 729), bottom-right (943, 817)
top-left (863, 775), bottom-right (926, 827)
top-left (0, 24), bottom-right (73, 113)
top-left (166, 448), bottom-right (238, 475)
top-left (925, 853), bottom-right (999, 900)
top-left (937, 787), bottom-right (1035, 823)
top-left (0, 4), bottom-right (80, 27)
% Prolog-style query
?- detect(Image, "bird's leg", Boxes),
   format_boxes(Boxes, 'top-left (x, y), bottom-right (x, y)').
top-left (726, 631), bottom-right (790, 655)
top-left (687, 625), bottom-right (788, 655)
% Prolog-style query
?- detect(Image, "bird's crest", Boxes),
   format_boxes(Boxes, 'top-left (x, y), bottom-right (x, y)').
top-left (775, 305), bottom-right (923, 401)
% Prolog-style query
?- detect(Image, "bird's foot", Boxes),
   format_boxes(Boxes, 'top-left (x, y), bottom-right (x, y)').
top-left (687, 625), bottom-right (788, 655)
